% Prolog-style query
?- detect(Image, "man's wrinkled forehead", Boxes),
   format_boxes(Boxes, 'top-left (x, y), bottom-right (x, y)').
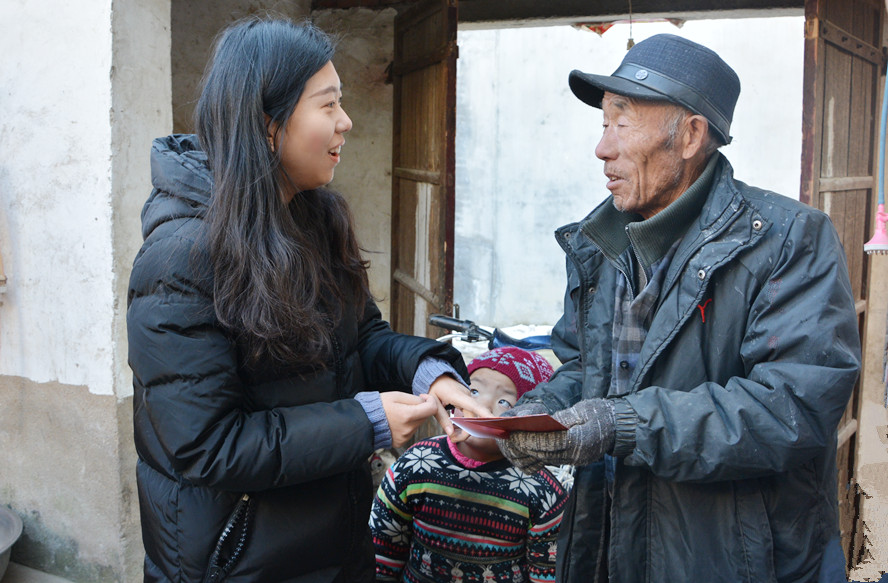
top-left (602, 92), bottom-right (633, 111)
top-left (602, 91), bottom-right (677, 118)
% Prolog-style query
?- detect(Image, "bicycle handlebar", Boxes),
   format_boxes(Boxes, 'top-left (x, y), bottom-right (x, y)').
top-left (429, 314), bottom-right (552, 350)
top-left (428, 314), bottom-right (495, 342)
top-left (428, 314), bottom-right (473, 332)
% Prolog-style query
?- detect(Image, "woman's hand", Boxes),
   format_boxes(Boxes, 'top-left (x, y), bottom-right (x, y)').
top-left (380, 392), bottom-right (440, 448)
top-left (428, 375), bottom-right (495, 443)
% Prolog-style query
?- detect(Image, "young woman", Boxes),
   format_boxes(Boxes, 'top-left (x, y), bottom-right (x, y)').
top-left (127, 16), bottom-right (485, 583)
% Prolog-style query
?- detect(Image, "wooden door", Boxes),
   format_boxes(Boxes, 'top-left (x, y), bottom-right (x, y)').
top-left (390, 0), bottom-right (458, 337)
top-left (801, 0), bottom-right (884, 569)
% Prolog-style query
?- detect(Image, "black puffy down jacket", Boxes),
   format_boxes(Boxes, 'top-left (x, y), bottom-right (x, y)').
top-left (128, 134), bottom-right (467, 582)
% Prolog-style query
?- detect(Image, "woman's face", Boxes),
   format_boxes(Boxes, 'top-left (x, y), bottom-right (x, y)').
top-left (275, 61), bottom-right (352, 198)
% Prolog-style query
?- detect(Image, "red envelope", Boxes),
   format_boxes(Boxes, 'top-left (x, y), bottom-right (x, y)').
top-left (450, 414), bottom-right (567, 439)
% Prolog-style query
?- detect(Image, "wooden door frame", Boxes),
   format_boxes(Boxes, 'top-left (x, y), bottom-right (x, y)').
top-left (801, 0), bottom-right (885, 569)
top-left (390, 0), bottom-right (458, 336)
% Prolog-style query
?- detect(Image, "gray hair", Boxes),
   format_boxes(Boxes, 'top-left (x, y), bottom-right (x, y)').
top-left (662, 103), bottom-right (721, 156)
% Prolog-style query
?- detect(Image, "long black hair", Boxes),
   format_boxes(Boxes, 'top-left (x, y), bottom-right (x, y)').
top-left (195, 15), bottom-right (370, 368)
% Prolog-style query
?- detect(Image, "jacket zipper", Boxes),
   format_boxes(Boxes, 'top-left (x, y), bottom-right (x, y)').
top-left (632, 204), bottom-right (752, 390)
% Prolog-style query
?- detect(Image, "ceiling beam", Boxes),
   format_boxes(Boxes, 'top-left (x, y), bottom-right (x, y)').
top-left (459, 0), bottom-right (804, 28)
top-left (312, 0), bottom-right (405, 9)
top-left (312, 0), bottom-right (804, 26)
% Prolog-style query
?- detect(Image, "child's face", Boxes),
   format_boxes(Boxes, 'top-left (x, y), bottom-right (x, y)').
top-left (468, 367), bottom-right (519, 416)
top-left (453, 367), bottom-right (520, 463)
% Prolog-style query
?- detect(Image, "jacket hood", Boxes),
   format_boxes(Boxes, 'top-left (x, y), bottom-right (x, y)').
top-left (143, 134), bottom-right (212, 240)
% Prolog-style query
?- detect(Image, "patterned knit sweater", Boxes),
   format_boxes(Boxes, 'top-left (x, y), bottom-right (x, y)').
top-left (370, 436), bottom-right (568, 583)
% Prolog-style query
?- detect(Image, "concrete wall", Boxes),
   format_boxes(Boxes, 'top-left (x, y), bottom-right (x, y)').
top-left (0, 0), bottom-right (169, 579)
top-left (854, 253), bottom-right (888, 579)
top-left (171, 0), bottom-right (314, 134)
top-left (454, 17), bottom-right (805, 327)
top-left (317, 8), bottom-right (397, 316)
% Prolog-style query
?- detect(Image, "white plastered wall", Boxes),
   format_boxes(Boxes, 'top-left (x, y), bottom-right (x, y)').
top-left (0, 0), bottom-right (116, 394)
top-left (0, 0), bottom-right (170, 578)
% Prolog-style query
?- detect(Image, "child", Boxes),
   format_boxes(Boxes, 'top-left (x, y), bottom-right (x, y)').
top-left (370, 347), bottom-right (568, 583)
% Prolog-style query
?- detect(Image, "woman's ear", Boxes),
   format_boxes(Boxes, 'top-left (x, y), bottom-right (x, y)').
top-left (264, 114), bottom-right (276, 153)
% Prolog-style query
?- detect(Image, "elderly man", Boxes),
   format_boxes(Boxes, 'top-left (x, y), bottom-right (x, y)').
top-left (497, 35), bottom-right (861, 582)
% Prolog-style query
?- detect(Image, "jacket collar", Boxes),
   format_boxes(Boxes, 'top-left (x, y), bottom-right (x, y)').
top-left (579, 154), bottom-right (719, 270)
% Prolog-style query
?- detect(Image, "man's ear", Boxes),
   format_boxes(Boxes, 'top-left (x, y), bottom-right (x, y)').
top-left (681, 114), bottom-right (709, 160)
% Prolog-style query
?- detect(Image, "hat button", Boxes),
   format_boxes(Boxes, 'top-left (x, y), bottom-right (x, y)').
top-left (635, 69), bottom-right (648, 80)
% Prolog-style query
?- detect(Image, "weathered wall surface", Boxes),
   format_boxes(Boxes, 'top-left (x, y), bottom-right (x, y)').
top-left (0, 1), bottom-right (115, 394)
top-left (853, 253), bottom-right (888, 579)
top-left (171, 0), bottom-right (313, 134)
top-left (0, 379), bottom-right (135, 581)
top-left (316, 8), bottom-right (397, 316)
top-left (0, 0), bottom-right (169, 579)
top-left (170, 1), bottom-right (395, 315)
top-left (454, 17), bottom-right (805, 327)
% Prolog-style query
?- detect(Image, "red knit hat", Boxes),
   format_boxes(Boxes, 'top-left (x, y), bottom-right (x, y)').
top-left (467, 347), bottom-right (555, 399)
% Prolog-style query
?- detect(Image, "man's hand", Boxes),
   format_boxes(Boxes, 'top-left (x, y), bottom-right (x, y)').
top-left (428, 375), bottom-right (494, 442)
top-left (380, 392), bottom-right (440, 448)
top-left (497, 399), bottom-right (616, 474)
top-left (493, 401), bottom-right (553, 472)
top-left (501, 401), bottom-right (549, 418)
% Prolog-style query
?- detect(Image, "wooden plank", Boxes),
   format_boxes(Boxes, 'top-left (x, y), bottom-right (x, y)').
top-left (458, 0), bottom-right (805, 25)
top-left (841, 190), bottom-right (868, 300)
top-left (819, 176), bottom-right (874, 191)
top-left (803, 0), bottom-right (881, 570)
top-left (394, 167), bottom-right (444, 184)
top-left (801, 0), bottom-right (825, 205)
top-left (393, 268), bottom-right (442, 308)
top-left (819, 19), bottom-right (882, 65)
top-left (393, 179), bottom-right (418, 333)
top-left (848, 54), bottom-right (874, 296)
top-left (851, 0), bottom-right (881, 45)
top-left (848, 57), bottom-right (876, 179)
top-left (393, 44), bottom-right (457, 77)
top-left (825, 0), bottom-right (854, 32)
top-left (838, 419), bottom-right (858, 448)
top-left (820, 43), bottom-right (852, 184)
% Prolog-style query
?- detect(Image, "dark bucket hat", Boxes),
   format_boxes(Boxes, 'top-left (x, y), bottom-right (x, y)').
top-left (569, 34), bottom-right (741, 144)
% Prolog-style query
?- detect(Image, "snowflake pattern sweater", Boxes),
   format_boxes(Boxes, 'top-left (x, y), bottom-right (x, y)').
top-left (370, 436), bottom-right (568, 583)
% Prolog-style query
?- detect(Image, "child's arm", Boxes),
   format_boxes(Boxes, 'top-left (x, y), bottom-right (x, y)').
top-left (369, 459), bottom-right (415, 581)
top-left (526, 471), bottom-right (569, 582)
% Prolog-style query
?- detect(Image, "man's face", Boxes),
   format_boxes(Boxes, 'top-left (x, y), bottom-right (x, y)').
top-left (595, 92), bottom-right (688, 219)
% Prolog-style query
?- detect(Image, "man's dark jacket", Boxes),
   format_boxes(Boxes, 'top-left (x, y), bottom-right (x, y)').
top-left (522, 154), bottom-right (861, 582)
top-left (127, 134), bottom-right (467, 582)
